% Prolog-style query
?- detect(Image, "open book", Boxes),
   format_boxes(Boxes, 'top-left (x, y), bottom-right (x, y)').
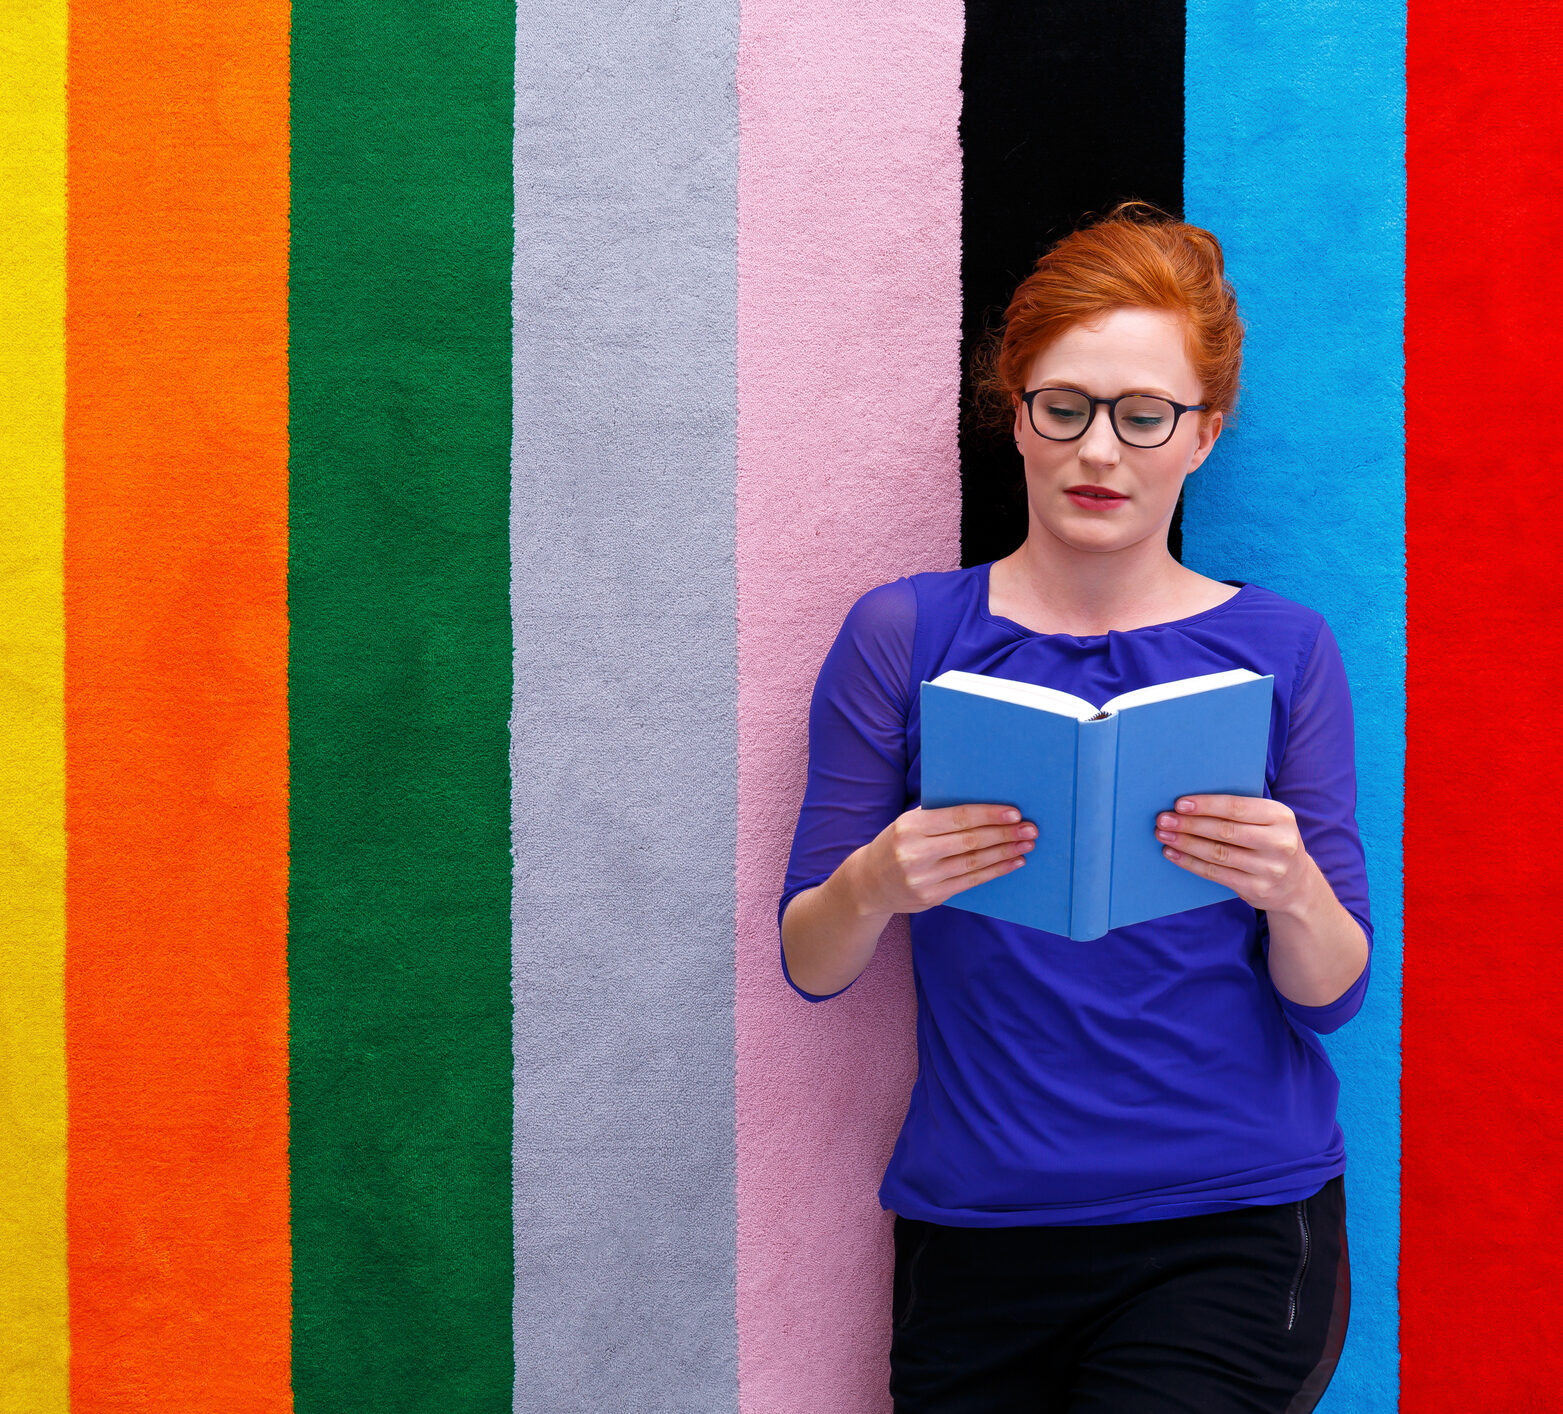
top-left (920, 668), bottom-right (1274, 940)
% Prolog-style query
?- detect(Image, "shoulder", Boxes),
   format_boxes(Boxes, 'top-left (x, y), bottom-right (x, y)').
top-left (1220, 584), bottom-right (1356, 714)
top-left (904, 562), bottom-right (989, 624)
top-left (838, 562), bottom-right (983, 635)
top-left (1226, 581), bottom-right (1330, 651)
top-left (811, 577), bottom-right (922, 717)
top-left (828, 565), bottom-right (988, 691)
top-left (1182, 580), bottom-right (1341, 700)
top-left (821, 576), bottom-right (919, 683)
top-left (1227, 580), bottom-right (1325, 626)
top-left (837, 575), bottom-right (917, 643)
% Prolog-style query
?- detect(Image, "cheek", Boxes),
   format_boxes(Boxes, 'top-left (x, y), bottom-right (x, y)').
top-left (1140, 447), bottom-right (1197, 493)
top-left (1023, 427), bottom-right (1087, 462)
top-left (1019, 442), bottom-right (1073, 483)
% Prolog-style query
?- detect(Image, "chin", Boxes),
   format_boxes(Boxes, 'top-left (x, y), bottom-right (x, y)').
top-left (1045, 518), bottom-right (1157, 555)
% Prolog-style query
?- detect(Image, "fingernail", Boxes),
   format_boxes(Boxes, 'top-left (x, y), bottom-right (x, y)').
top-left (1020, 825), bottom-right (1038, 839)
top-left (1157, 814), bottom-right (1176, 829)
top-left (1176, 799), bottom-right (1196, 813)
top-left (1156, 829), bottom-right (1175, 842)
top-left (1004, 809), bottom-right (1021, 822)
top-left (1164, 846), bottom-right (1181, 860)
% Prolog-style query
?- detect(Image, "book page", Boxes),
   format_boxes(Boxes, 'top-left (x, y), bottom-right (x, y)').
top-left (1102, 668), bottom-right (1260, 716)
top-left (927, 669), bottom-right (1099, 721)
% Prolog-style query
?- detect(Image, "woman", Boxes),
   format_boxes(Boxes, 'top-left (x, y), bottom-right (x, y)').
top-left (777, 204), bottom-right (1371, 1413)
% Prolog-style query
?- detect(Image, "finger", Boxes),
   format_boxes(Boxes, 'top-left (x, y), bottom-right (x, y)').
top-left (943, 834), bottom-right (1035, 876)
top-left (1160, 834), bottom-right (1265, 875)
top-left (1154, 812), bottom-right (1268, 850)
top-left (1161, 843), bottom-right (1250, 890)
top-left (936, 844), bottom-right (1029, 899)
top-left (926, 802), bottom-right (1026, 835)
top-left (932, 820), bottom-right (1038, 865)
top-left (1173, 794), bottom-right (1276, 823)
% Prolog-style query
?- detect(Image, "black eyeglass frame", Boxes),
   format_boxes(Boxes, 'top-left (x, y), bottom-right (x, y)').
top-left (1020, 387), bottom-right (1209, 449)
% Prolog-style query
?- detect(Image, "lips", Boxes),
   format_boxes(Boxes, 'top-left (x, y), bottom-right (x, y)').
top-left (1066, 485), bottom-right (1127, 500)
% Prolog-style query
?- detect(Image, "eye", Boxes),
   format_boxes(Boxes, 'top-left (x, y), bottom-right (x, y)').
top-left (1045, 404), bottom-right (1086, 420)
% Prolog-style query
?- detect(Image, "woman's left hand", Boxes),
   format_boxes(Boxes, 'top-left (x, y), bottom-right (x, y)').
top-left (1155, 795), bottom-right (1316, 915)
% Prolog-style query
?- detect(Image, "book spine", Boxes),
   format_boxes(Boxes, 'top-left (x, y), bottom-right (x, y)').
top-left (1068, 714), bottom-right (1120, 941)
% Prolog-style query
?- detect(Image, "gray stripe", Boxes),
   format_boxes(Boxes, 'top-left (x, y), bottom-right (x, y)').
top-left (511, 9), bottom-right (738, 1412)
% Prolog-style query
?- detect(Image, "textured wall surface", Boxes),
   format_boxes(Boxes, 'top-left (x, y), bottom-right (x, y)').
top-left (4, 0), bottom-right (1563, 1410)
top-left (734, 2), bottom-right (962, 1410)
top-left (1183, 4), bottom-right (1406, 1408)
top-left (1401, 1), bottom-right (1563, 1405)
top-left (290, 3), bottom-right (518, 1406)
top-left (67, 0), bottom-right (292, 1405)
top-left (512, 5), bottom-right (739, 1410)
top-left (0, 0), bottom-right (66, 1404)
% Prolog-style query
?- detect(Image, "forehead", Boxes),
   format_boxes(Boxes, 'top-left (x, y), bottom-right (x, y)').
top-left (1026, 308), bottom-right (1197, 395)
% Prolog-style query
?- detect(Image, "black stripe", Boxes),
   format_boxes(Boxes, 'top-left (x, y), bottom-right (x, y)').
top-left (959, 0), bottom-right (1187, 567)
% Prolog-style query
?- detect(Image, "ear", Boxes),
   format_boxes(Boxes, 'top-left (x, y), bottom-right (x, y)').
top-left (1012, 392), bottom-right (1025, 444)
top-left (1185, 409), bottom-right (1223, 474)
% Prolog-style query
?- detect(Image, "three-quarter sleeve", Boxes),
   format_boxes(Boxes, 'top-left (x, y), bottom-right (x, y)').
top-left (1265, 618), bottom-right (1373, 1034)
top-left (777, 577), bottom-right (916, 1001)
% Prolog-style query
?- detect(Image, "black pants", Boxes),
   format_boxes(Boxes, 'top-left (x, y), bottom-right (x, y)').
top-left (890, 1175), bottom-right (1349, 1413)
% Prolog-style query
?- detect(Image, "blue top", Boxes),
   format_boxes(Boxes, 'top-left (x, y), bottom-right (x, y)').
top-left (777, 562), bottom-right (1373, 1226)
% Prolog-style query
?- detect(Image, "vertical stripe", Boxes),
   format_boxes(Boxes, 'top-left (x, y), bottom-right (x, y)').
top-left (289, 2), bottom-right (515, 1407)
top-left (958, 0), bottom-right (1185, 569)
top-left (736, 4), bottom-right (962, 1408)
top-left (511, 8), bottom-right (738, 1410)
top-left (64, 0), bottom-right (292, 1405)
top-left (1183, 4), bottom-right (1404, 1408)
top-left (0, 0), bottom-right (67, 1402)
top-left (1404, 4), bottom-right (1563, 1404)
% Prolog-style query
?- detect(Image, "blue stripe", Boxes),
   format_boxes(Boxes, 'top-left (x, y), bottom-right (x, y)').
top-left (1182, 4), bottom-right (1405, 1407)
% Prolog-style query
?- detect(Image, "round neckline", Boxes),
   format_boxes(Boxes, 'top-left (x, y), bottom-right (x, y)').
top-left (979, 560), bottom-right (1253, 642)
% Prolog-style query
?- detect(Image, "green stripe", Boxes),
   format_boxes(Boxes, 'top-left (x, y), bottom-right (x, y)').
top-left (289, 2), bottom-right (515, 1407)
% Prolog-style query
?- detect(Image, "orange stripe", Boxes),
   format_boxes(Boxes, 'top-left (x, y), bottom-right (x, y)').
top-left (65, 0), bottom-right (291, 1407)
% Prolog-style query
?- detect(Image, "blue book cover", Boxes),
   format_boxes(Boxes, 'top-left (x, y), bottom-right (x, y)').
top-left (919, 669), bottom-right (1273, 940)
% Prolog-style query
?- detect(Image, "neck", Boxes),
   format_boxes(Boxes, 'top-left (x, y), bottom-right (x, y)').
top-left (1002, 520), bottom-right (1191, 637)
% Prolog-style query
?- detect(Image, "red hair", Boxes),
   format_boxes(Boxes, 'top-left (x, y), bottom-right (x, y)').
top-left (972, 202), bottom-right (1244, 433)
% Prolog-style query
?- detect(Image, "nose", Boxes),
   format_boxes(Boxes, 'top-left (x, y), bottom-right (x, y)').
top-left (1077, 408), bottom-right (1121, 468)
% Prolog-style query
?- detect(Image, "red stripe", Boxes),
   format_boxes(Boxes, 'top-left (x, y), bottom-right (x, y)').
top-left (1404, 5), bottom-right (1563, 1404)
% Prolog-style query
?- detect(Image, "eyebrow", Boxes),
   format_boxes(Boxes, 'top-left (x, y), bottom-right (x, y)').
top-left (1040, 380), bottom-right (1183, 400)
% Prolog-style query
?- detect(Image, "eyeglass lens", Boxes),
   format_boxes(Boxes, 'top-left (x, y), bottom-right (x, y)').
top-left (1029, 389), bottom-right (1181, 448)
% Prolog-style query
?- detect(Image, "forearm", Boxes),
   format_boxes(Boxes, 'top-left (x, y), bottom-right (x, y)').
top-left (781, 847), bottom-right (895, 997)
top-left (1265, 855), bottom-right (1369, 1008)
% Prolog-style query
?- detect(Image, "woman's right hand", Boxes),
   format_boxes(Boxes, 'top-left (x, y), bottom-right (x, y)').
top-left (782, 802), bottom-right (1037, 997)
top-left (851, 804), bottom-right (1036, 916)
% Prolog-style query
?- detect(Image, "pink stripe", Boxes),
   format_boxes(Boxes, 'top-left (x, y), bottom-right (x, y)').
top-left (735, 5), bottom-right (963, 1408)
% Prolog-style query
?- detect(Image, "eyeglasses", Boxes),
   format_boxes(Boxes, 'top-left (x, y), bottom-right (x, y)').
top-left (1020, 387), bottom-right (1208, 449)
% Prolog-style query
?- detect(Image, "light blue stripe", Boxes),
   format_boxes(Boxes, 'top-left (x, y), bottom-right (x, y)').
top-left (511, 6), bottom-right (738, 1410)
top-left (1183, 4), bottom-right (1404, 1409)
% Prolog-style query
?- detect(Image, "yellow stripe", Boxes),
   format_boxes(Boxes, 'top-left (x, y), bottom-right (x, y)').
top-left (0, 0), bottom-right (68, 1402)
